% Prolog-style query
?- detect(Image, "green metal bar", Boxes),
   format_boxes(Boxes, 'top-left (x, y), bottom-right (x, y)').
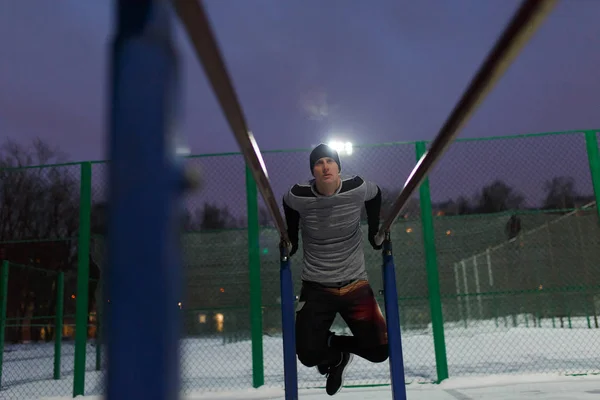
top-left (432, 129), bottom-right (584, 143)
top-left (6, 314), bottom-right (74, 321)
top-left (584, 130), bottom-right (600, 223)
top-left (415, 141), bottom-right (449, 383)
top-left (0, 237), bottom-right (77, 245)
top-left (54, 271), bottom-right (64, 380)
top-left (246, 165), bottom-right (264, 388)
top-left (8, 262), bottom-right (61, 274)
top-left (568, 312), bottom-right (572, 329)
top-left (185, 283), bottom-right (600, 315)
top-left (6, 323), bottom-right (67, 328)
top-left (0, 161), bottom-right (90, 172)
top-left (4, 129), bottom-right (600, 171)
top-left (74, 162), bottom-right (92, 396)
top-left (0, 261), bottom-right (9, 389)
top-left (586, 301), bottom-right (591, 329)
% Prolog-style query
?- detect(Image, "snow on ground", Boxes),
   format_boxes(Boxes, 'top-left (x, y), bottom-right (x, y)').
top-left (2, 317), bottom-right (599, 399)
top-left (35, 374), bottom-right (600, 400)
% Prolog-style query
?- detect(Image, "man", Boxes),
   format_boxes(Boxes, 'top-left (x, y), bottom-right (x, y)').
top-left (505, 214), bottom-right (521, 241)
top-left (282, 143), bottom-right (389, 396)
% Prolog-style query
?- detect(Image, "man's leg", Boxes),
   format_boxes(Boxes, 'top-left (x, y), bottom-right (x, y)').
top-left (295, 281), bottom-right (341, 369)
top-left (315, 280), bottom-right (388, 396)
top-left (332, 280), bottom-right (389, 363)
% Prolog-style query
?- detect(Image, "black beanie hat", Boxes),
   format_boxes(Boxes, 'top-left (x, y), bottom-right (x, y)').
top-left (309, 143), bottom-right (341, 175)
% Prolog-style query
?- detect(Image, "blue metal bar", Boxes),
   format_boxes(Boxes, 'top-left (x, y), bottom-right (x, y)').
top-left (381, 233), bottom-right (408, 400)
top-left (279, 244), bottom-right (298, 400)
top-left (106, 1), bottom-right (184, 400)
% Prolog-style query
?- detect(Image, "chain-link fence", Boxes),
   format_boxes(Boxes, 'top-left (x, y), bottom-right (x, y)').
top-left (179, 154), bottom-right (252, 393)
top-left (0, 161), bottom-right (101, 400)
top-left (2, 130), bottom-right (600, 398)
top-left (429, 132), bottom-right (600, 379)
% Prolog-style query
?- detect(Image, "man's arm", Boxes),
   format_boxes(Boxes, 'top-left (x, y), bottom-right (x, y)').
top-left (363, 181), bottom-right (382, 250)
top-left (282, 193), bottom-right (300, 256)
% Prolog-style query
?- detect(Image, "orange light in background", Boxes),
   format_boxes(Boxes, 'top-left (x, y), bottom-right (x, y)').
top-left (406, 228), bottom-right (413, 233)
top-left (71, 294), bottom-right (76, 299)
top-left (215, 313), bottom-right (224, 332)
top-left (446, 230), bottom-right (452, 235)
top-left (219, 288), bottom-right (225, 293)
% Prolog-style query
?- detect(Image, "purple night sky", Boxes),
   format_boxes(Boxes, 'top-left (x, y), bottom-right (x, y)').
top-left (1, 0), bottom-right (600, 213)
top-left (2, 0), bottom-right (600, 159)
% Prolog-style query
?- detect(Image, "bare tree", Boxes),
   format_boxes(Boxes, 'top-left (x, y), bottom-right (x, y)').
top-left (433, 196), bottom-right (474, 216)
top-left (475, 180), bottom-right (525, 214)
top-left (0, 138), bottom-right (79, 342)
top-left (543, 176), bottom-right (578, 210)
top-left (198, 202), bottom-right (238, 230)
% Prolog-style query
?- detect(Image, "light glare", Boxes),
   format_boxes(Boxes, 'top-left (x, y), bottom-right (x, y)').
top-left (328, 140), bottom-right (353, 155)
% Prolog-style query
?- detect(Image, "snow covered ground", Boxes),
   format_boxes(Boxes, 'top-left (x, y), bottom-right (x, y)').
top-left (34, 374), bottom-right (600, 400)
top-left (2, 317), bottom-right (599, 399)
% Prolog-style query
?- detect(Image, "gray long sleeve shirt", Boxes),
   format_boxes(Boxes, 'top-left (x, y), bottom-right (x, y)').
top-left (282, 175), bottom-right (381, 285)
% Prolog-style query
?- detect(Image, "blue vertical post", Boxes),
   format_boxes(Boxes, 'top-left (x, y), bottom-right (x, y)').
top-left (279, 243), bottom-right (298, 400)
top-left (106, 1), bottom-right (184, 400)
top-left (382, 232), bottom-right (408, 400)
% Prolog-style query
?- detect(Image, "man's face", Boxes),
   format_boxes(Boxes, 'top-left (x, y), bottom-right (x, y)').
top-left (313, 157), bottom-right (339, 184)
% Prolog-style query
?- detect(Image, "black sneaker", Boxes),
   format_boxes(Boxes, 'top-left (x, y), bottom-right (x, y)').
top-left (325, 352), bottom-right (353, 396)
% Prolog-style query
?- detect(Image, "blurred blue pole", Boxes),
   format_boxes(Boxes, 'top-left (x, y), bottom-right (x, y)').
top-left (382, 233), bottom-right (408, 400)
top-left (279, 244), bottom-right (298, 400)
top-left (106, 1), bottom-right (185, 400)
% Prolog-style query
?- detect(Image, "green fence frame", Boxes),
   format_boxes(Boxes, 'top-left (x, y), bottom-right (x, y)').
top-left (416, 141), bottom-right (449, 382)
top-left (241, 128), bottom-right (600, 386)
top-left (0, 129), bottom-right (599, 396)
top-left (0, 262), bottom-right (91, 390)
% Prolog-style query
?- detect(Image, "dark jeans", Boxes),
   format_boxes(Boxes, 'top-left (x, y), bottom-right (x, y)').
top-left (295, 279), bottom-right (389, 368)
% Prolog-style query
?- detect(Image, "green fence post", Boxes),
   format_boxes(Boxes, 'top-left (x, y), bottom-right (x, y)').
top-left (74, 162), bottom-right (92, 397)
top-left (246, 165), bottom-right (264, 388)
top-left (584, 130), bottom-right (600, 222)
top-left (54, 271), bottom-right (64, 380)
top-left (0, 260), bottom-right (9, 389)
top-left (415, 141), bottom-right (449, 382)
top-left (584, 130), bottom-right (600, 328)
